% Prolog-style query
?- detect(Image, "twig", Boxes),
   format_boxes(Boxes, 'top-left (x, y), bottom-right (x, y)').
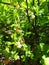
top-left (0, 2), bottom-right (16, 7)
top-left (37, 0), bottom-right (40, 6)
top-left (26, 0), bottom-right (30, 22)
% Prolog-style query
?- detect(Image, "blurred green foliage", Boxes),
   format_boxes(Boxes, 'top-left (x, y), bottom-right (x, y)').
top-left (0, 0), bottom-right (49, 65)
